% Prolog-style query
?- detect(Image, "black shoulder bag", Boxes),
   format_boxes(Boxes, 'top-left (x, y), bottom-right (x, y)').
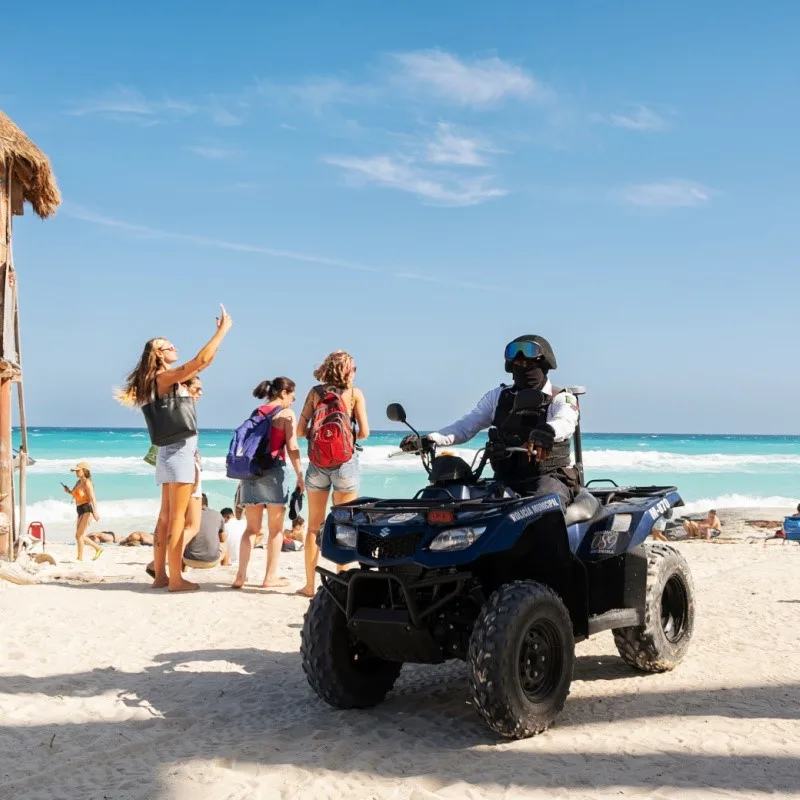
top-left (142, 386), bottom-right (198, 446)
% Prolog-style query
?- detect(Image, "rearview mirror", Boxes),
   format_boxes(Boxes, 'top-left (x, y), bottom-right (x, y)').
top-left (512, 389), bottom-right (544, 412)
top-left (386, 403), bottom-right (407, 423)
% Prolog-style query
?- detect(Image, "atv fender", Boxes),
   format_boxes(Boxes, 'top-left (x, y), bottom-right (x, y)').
top-left (480, 508), bottom-right (590, 639)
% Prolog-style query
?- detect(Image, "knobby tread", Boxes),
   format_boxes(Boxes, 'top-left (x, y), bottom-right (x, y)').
top-left (613, 542), bottom-right (695, 672)
top-left (300, 586), bottom-right (402, 709)
top-left (467, 580), bottom-right (574, 739)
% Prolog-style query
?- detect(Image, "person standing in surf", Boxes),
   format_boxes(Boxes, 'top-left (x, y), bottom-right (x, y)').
top-left (117, 305), bottom-right (232, 592)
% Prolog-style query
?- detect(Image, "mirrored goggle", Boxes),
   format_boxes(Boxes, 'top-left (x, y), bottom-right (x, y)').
top-left (504, 341), bottom-right (542, 360)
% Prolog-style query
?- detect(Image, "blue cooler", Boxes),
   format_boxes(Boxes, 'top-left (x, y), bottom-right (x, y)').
top-left (782, 516), bottom-right (800, 542)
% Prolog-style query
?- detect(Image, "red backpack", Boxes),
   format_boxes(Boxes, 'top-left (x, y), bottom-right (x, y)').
top-left (308, 386), bottom-right (355, 469)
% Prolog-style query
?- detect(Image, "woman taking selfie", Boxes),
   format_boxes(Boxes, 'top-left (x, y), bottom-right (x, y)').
top-left (117, 305), bottom-right (232, 592)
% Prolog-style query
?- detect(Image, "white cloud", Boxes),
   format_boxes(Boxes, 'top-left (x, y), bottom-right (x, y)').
top-left (64, 206), bottom-right (500, 291)
top-left (208, 106), bottom-right (245, 127)
top-left (600, 105), bottom-right (670, 132)
top-left (325, 154), bottom-right (506, 206)
top-left (68, 87), bottom-right (194, 123)
top-left (257, 78), bottom-right (378, 115)
top-left (69, 86), bottom-right (243, 127)
top-left (614, 179), bottom-right (715, 208)
top-left (391, 50), bottom-right (546, 107)
top-left (424, 123), bottom-right (497, 166)
top-left (188, 146), bottom-right (240, 160)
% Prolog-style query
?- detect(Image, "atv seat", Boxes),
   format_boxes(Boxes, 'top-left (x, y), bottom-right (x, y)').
top-left (564, 488), bottom-right (601, 526)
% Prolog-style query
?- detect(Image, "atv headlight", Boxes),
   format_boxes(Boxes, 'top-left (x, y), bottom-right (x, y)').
top-left (429, 526), bottom-right (486, 552)
top-left (334, 524), bottom-right (357, 549)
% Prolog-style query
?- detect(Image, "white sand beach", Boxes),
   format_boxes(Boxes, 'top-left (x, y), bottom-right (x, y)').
top-left (2, 510), bottom-right (799, 800)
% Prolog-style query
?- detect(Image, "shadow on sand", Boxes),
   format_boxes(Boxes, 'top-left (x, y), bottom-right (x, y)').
top-left (3, 644), bottom-right (800, 798)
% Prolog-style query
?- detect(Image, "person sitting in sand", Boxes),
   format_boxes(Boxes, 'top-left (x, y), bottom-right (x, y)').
top-left (183, 494), bottom-right (227, 571)
top-left (683, 509), bottom-right (722, 540)
top-left (87, 531), bottom-right (116, 544)
top-left (651, 516), bottom-right (668, 542)
top-left (282, 515), bottom-right (306, 551)
top-left (120, 531), bottom-right (155, 547)
top-left (221, 503), bottom-right (246, 565)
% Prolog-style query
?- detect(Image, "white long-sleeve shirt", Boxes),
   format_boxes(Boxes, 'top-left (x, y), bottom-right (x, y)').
top-left (428, 380), bottom-right (579, 447)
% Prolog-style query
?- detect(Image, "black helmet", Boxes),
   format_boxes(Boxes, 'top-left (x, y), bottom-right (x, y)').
top-left (504, 334), bottom-right (557, 372)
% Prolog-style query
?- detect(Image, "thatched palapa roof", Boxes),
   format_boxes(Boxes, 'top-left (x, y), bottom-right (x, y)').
top-left (0, 110), bottom-right (61, 219)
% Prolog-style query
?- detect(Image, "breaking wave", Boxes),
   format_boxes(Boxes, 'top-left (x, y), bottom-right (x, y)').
top-left (28, 447), bottom-right (800, 477)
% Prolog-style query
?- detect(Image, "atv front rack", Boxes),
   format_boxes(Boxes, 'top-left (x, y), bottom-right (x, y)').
top-left (317, 566), bottom-right (474, 629)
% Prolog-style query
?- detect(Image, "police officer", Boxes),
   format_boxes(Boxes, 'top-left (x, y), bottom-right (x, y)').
top-left (402, 335), bottom-right (579, 508)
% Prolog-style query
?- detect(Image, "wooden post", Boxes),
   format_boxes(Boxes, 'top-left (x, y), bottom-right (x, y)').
top-left (0, 374), bottom-right (11, 560)
top-left (16, 290), bottom-right (28, 550)
top-left (0, 159), bottom-right (10, 559)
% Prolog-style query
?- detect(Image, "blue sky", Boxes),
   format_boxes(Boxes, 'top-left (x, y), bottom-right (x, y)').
top-left (3, 1), bottom-right (800, 433)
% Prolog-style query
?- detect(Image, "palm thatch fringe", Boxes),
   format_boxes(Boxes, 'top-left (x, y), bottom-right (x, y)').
top-left (0, 110), bottom-right (61, 219)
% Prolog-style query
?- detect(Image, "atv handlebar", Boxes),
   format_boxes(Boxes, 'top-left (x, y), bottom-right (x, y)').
top-left (392, 440), bottom-right (543, 481)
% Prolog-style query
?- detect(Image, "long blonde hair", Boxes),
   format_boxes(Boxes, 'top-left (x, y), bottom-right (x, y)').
top-left (116, 337), bottom-right (171, 407)
top-left (313, 350), bottom-right (355, 390)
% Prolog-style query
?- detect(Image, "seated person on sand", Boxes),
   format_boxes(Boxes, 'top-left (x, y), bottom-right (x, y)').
top-left (282, 515), bottom-right (306, 551)
top-left (182, 494), bottom-right (227, 570)
top-left (683, 509), bottom-right (722, 540)
top-left (119, 531), bottom-right (155, 547)
top-left (87, 531), bottom-right (117, 544)
top-left (651, 516), bottom-right (668, 542)
top-left (221, 504), bottom-right (247, 565)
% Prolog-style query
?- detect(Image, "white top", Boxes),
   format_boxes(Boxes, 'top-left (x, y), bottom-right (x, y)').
top-left (428, 380), bottom-right (579, 447)
top-left (223, 518), bottom-right (247, 564)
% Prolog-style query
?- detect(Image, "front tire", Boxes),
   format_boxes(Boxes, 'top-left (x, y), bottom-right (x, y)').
top-left (613, 543), bottom-right (695, 672)
top-left (301, 585), bottom-right (402, 709)
top-left (468, 581), bottom-right (574, 739)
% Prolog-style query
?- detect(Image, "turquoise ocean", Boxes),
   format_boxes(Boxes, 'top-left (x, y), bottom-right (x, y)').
top-left (15, 428), bottom-right (800, 540)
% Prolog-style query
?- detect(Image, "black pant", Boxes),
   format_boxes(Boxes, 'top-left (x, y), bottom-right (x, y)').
top-left (507, 472), bottom-right (575, 510)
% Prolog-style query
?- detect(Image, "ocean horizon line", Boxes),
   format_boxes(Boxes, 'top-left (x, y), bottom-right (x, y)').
top-left (13, 426), bottom-right (800, 439)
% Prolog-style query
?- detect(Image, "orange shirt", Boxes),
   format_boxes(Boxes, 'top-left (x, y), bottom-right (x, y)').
top-left (72, 484), bottom-right (90, 505)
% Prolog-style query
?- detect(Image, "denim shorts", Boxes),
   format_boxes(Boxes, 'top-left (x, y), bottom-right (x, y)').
top-left (155, 435), bottom-right (198, 485)
top-left (305, 454), bottom-right (359, 494)
top-left (238, 464), bottom-right (288, 507)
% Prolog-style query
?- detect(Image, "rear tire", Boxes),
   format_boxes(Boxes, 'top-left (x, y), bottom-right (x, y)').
top-left (468, 581), bottom-right (574, 739)
top-left (613, 543), bottom-right (695, 672)
top-left (301, 585), bottom-right (402, 709)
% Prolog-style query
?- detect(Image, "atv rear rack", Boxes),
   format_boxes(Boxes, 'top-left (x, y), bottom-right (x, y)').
top-left (585, 480), bottom-right (680, 504)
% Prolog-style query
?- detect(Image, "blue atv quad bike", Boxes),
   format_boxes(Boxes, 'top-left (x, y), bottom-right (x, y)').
top-left (301, 390), bottom-right (695, 739)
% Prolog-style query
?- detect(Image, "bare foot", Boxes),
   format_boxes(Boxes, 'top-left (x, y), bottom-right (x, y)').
top-left (151, 577), bottom-right (169, 589)
top-left (231, 576), bottom-right (246, 589)
top-left (168, 579), bottom-right (199, 593)
top-left (261, 577), bottom-right (289, 589)
top-left (295, 586), bottom-right (315, 598)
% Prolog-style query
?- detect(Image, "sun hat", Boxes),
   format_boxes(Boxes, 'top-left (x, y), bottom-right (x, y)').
top-left (71, 461), bottom-right (90, 472)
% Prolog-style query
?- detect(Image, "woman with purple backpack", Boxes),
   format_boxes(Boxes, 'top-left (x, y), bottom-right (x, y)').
top-left (232, 377), bottom-right (304, 589)
top-left (296, 350), bottom-right (370, 598)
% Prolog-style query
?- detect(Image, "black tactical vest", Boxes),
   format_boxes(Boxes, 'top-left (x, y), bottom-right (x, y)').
top-left (489, 386), bottom-right (572, 483)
